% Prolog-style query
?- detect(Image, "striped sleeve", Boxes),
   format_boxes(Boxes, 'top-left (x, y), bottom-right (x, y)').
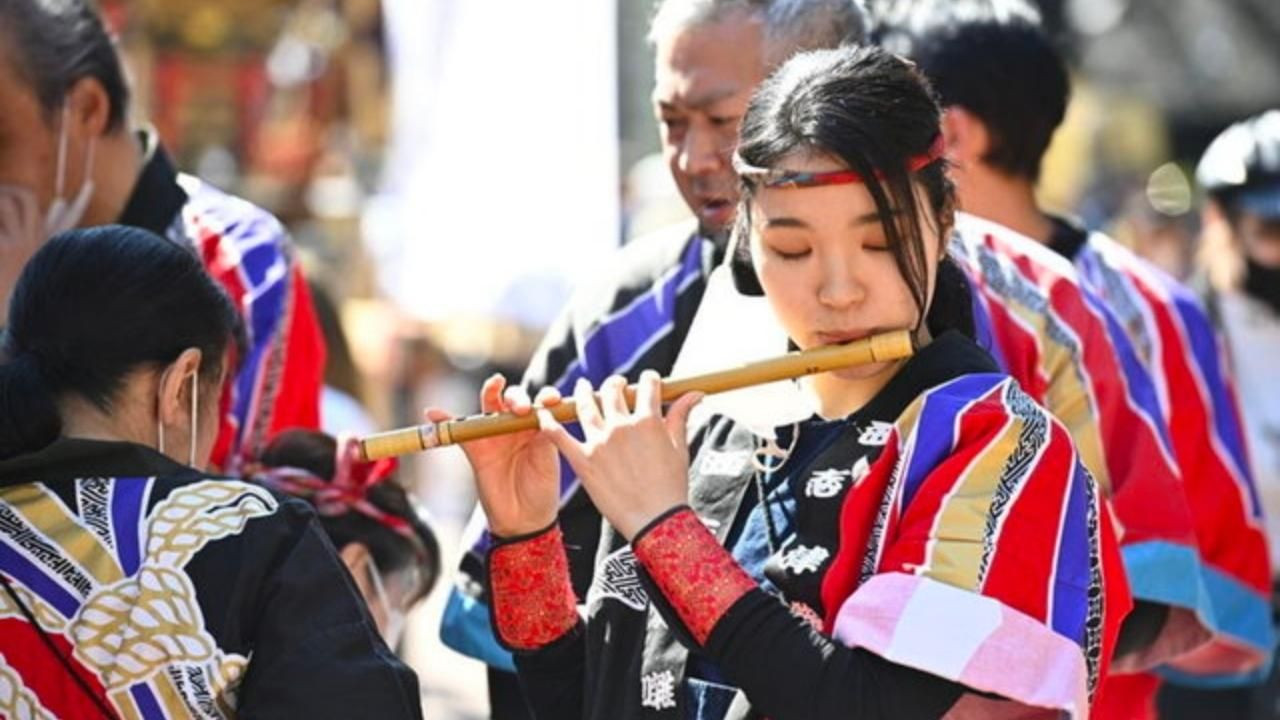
top-left (176, 174), bottom-right (325, 470)
top-left (951, 217), bottom-right (1211, 667)
top-left (820, 374), bottom-right (1131, 719)
top-left (1076, 235), bottom-right (1273, 679)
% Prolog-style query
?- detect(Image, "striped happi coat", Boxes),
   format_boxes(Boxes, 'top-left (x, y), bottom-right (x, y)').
top-left (569, 332), bottom-right (1130, 719)
top-left (950, 214), bottom-right (1217, 668)
top-left (173, 174), bottom-right (325, 469)
top-left (1073, 231), bottom-right (1272, 680)
top-left (119, 135), bottom-right (325, 472)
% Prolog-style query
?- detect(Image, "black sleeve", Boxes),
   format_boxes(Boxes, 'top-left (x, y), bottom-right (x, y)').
top-left (511, 623), bottom-right (588, 719)
top-left (236, 503), bottom-right (422, 719)
top-left (703, 589), bottom-right (965, 720)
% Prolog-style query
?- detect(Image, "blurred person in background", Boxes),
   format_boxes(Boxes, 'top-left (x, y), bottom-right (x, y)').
top-left (883, 2), bottom-right (1273, 717)
top-left (437, 1), bottom-right (870, 716)
top-left (0, 0), bottom-right (326, 471)
top-left (0, 226), bottom-right (420, 718)
top-left (1169, 109), bottom-right (1280, 719)
top-left (251, 429), bottom-right (441, 651)
top-left (1113, 187), bottom-right (1198, 281)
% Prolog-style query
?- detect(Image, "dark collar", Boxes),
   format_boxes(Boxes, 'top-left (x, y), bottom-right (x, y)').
top-left (117, 129), bottom-right (189, 236)
top-left (1047, 214), bottom-right (1090, 261)
top-left (0, 437), bottom-right (203, 488)
top-left (852, 330), bottom-right (1000, 425)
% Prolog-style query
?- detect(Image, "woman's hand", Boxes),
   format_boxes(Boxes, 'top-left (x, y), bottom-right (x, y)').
top-left (426, 375), bottom-right (561, 538)
top-left (539, 370), bottom-right (703, 540)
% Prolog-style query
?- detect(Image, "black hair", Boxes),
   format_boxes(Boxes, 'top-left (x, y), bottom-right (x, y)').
top-left (257, 430), bottom-right (441, 604)
top-left (0, 225), bottom-right (245, 460)
top-left (731, 44), bottom-right (971, 337)
top-left (0, 0), bottom-right (130, 131)
top-left (875, 0), bottom-right (1067, 182)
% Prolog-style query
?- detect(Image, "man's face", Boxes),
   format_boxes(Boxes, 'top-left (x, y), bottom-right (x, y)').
top-left (0, 52), bottom-right (61, 216)
top-left (652, 13), bottom-right (765, 237)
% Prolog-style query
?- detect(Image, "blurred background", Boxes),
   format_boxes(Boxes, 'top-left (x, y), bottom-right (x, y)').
top-left (95, 0), bottom-right (1280, 715)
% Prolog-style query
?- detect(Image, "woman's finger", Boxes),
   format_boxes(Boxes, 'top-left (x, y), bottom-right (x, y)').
top-left (634, 370), bottom-right (662, 419)
top-left (664, 391), bottom-right (705, 458)
top-left (538, 408), bottom-right (590, 475)
top-left (600, 375), bottom-right (631, 422)
top-left (533, 386), bottom-right (562, 408)
top-left (503, 384), bottom-right (534, 415)
top-left (422, 407), bottom-right (453, 423)
top-left (573, 378), bottom-right (605, 435)
top-left (479, 374), bottom-right (507, 414)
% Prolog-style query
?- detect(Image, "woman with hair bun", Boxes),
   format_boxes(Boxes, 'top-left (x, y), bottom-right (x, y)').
top-left (250, 429), bottom-right (441, 650)
top-left (0, 226), bottom-right (421, 719)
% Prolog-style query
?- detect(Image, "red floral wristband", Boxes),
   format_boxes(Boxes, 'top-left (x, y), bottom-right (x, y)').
top-left (488, 524), bottom-right (579, 650)
top-left (632, 507), bottom-right (756, 645)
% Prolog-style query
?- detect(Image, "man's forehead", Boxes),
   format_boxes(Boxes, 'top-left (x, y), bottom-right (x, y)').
top-left (651, 77), bottom-right (744, 112)
top-left (651, 14), bottom-right (764, 109)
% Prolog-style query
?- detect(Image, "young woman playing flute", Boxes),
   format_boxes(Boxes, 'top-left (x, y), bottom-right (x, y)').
top-left (430, 45), bottom-right (1131, 720)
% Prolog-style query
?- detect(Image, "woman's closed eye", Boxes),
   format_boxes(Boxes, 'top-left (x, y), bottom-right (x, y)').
top-left (768, 244), bottom-right (811, 260)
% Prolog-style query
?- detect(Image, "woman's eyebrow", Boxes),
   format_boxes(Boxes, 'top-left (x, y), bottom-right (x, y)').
top-left (850, 210), bottom-right (886, 228)
top-left (763, 216), bottom-right (809, 229)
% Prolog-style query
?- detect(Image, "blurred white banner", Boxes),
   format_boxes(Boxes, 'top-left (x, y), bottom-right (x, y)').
top-left (368, 0), bottom-right (618, 328)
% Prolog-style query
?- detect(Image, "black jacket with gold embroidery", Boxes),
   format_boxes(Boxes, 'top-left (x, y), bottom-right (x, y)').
top-left (0, 438), bottom-right (421, 719)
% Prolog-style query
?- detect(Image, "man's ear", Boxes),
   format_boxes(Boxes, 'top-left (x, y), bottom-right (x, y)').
top-left (941, 106), bottom-right (991, 170)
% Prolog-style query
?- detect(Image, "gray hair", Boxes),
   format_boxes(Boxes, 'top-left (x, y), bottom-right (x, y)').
top-left (647, 0), bottom-right (869, 67)
top-left (0, 0), bottom-right (130, 131)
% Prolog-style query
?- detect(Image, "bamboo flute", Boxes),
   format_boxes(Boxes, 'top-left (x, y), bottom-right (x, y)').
top-left (358, 329), bottom-right (913, 461)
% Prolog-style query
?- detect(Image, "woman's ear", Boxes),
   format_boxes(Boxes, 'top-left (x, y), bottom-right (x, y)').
top-left (66, 75), bottom-right (113, 139)
top-left (157, 347), bottom-right (203, 428)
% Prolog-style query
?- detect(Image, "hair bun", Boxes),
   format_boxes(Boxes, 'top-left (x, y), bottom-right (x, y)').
top-left (0, 351), bottom-right (62, 460)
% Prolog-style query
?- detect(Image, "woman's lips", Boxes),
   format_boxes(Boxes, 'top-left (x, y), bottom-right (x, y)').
top-left (814, 330), bottom-right (875, 346)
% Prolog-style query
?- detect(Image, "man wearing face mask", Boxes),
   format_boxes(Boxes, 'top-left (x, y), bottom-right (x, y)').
top-left (0, 0), bottom-right (325, 472)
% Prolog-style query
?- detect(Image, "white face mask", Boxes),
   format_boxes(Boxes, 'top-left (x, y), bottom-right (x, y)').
top-left (157, 370), bottom-right (200, 467)
top-left (366, 555), bottom-right (407, 649)
top-left (44, 103), bottom-right (97, 238)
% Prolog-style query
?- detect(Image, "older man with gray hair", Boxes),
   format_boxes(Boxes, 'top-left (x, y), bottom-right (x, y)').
top-left (437, 2), bottom-right (867, 716)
